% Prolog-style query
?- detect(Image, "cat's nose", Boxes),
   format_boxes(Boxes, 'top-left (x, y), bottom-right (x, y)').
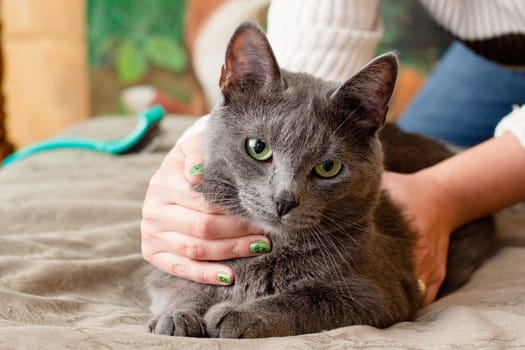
top-left (275, 196), bottom-right (298, 217)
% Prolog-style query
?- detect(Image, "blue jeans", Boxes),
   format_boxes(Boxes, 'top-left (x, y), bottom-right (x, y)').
top-left (397, 42), bottom-right (525, 147)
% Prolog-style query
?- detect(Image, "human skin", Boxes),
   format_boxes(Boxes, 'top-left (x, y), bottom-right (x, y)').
top-left (141, 131), bottom-right (525, 305)
top-left (141, 131), bottom-right (268, 285)
top-left (384, 132), bottom-right (525, 304)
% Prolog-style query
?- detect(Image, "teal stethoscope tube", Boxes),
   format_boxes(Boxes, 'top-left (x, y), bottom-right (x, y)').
top-left (1, 105), bottom-right (165, 167)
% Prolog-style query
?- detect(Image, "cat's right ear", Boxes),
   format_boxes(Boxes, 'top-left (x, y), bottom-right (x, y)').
top-left (219, 21), bottom-right (282, 100)
top-left (329, 53), bottom-right (398, 133)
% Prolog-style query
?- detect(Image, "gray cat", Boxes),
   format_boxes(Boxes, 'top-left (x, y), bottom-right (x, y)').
top-left (146, 22), bottom-right (496, 338)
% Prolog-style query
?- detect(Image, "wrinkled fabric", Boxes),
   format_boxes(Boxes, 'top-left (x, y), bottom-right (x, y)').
top-left (1, 117), bottom-right (524, 349)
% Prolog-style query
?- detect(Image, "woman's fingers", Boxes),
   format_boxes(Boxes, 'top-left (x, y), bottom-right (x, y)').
top-left (180, 131), bottom-right (206, 185)
top-left (145, 202), bottom-right (262, 240)
top-left (148, 135), bottom-right (225, 215)
top-left (382, 171), bottom-right (452, 306)
top-left (412, 247), bottom-right (446, 306)
top-left (146, 172), bottom-right (218, 214)
top-left (423, 281), bottom-right (440, 306)
top-left (417, 270), bottom-right (443, 306)
top-left (413, 232), bottom-right (449, 306)
top-left (148, 228), bottom-right (271, 261)
top-left (148, 251), bottom-right (235, 285)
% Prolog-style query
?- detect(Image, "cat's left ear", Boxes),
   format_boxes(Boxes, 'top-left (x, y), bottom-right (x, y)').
top-left (330, 53), bottom-right (398, 132)
top-left (219, 21), bottom-right (282, 100)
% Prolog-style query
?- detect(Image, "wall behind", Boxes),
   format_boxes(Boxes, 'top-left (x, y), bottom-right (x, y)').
top-left (2, 0), bottom-right (89, 148)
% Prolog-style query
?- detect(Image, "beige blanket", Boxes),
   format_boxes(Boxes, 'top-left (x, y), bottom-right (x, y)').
top-left (1, 116), bottom-right (524, 349)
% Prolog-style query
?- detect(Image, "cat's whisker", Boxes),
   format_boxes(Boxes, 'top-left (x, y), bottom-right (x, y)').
top-left (322, 209), bottom-right (370, 233)
top-left (324, 208), bottom-right (413, 245)
top-left (306, 226), bottom-right (356, 317)
top-left (311, 222), bottom-right (357, 271)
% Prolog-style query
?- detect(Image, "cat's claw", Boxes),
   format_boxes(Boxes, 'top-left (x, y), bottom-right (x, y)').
top-left (149, 311), bottom-right (206, 337)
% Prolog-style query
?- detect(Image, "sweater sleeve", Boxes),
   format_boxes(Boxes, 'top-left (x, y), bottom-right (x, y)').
top-left (266, 0), bottom-right (383, 81)
top-left (495, 104), bottom-right (525, 149)
top-left (418, 0), bottom-right (525, 67)
top-left (175, 114), bottom-right (210, 145)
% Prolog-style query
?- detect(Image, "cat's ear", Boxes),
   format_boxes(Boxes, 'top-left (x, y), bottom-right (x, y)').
top-left (220, 21), bottom-right (282, 99)
top-left (329, 53), bottom-right (398, 132)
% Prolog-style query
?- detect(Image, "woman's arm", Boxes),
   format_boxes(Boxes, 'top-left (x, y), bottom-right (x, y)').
top-left (383, 131), bottom-right (525, 305)
top-left (430, 132), bottom-right (525, 227)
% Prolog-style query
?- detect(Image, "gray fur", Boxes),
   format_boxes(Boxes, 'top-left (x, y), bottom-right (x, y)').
top-left (146, 22), bottom-right (496, 338)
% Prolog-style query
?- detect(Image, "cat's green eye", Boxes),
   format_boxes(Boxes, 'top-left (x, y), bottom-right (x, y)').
top-left (314, 160), bottom-right (342, 178)
top-left (246, 138), bottom-right (273, 161)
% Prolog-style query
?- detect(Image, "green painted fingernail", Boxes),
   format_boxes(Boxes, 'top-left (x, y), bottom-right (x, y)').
top-left (250, 241), bottom-right (271, 254)
top-left (190, 163), bottom-right (204, 176)
top-left (217, 272), bottom-right (232, 284)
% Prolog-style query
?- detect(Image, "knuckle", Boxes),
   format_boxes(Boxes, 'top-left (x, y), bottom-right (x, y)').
top-left (192, 217), bottom-right (213, 239)
top-left (189, 191), bottom-right (206, 208)
top-left (171, 262), bottom-right (188, 278)
top-left (233, 219), bottom-right (250, 235)
top-left (231, 239), bottom-right (243, 258)
top-left (182, 241), bottom-right (204, 260)
top-left (195, 194), bottom-right (215, 213)
top-left (200, 198), bottom-right (214, 213)
top-left (146, 174), bottom-right (170, 202)
top-left (140, 204), bottom-right (151, 220)
top-left (141, 202), bottom-right (158, 222)
top-left (198, 269), bottom-right (209, 284)
top-left (141, 243), bottom-right (153, 262)
top-left (140, 219), bottom-right (147, 235)
top-left (140, 220), bottom-right (156, 241)
top-left (148, 170), bottom-right (164, 188)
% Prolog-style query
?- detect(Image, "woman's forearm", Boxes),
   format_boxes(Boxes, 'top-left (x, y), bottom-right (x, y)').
top-left (421, 132), bottom-right (525, 230)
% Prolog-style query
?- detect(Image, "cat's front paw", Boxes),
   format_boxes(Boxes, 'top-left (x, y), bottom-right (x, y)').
top-left (148, 310), bottom-right (206, 337)
top-left (204, 302), bottom-right (270, 338)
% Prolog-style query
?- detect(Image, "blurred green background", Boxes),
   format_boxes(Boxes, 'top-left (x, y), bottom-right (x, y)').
top-left (378, 0), bottom-right (450, 70)
top-left (87, 0), bottom-right (197, 115)
top-left (87, 0), bottom-right (451, 116)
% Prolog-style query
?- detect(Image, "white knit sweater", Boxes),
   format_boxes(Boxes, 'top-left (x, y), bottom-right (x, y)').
top-left (267, 0), bottom-right (525, 79)
top-left (266, 0), bottom-right (382, 82)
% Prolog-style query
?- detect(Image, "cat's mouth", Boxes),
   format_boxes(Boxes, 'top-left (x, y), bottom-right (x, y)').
top-left (240, 203), bottom-right (290, 231)
top-left (253, 216), bottom-right (297, 233)
top-left (243, 204), bottom-right (317, 233)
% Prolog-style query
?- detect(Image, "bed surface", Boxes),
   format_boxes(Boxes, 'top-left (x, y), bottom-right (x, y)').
top-left (1, 116), bottom-right (524, 349)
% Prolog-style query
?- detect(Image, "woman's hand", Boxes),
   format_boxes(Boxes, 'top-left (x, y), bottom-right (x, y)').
top-left (382, 170), bottom-right (455, 306)
top-left (141, 131), bottom-right (270, 285)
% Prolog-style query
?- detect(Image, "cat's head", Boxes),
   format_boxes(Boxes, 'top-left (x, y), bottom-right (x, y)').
top-left (200, 22), bottom-right (397, 234)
